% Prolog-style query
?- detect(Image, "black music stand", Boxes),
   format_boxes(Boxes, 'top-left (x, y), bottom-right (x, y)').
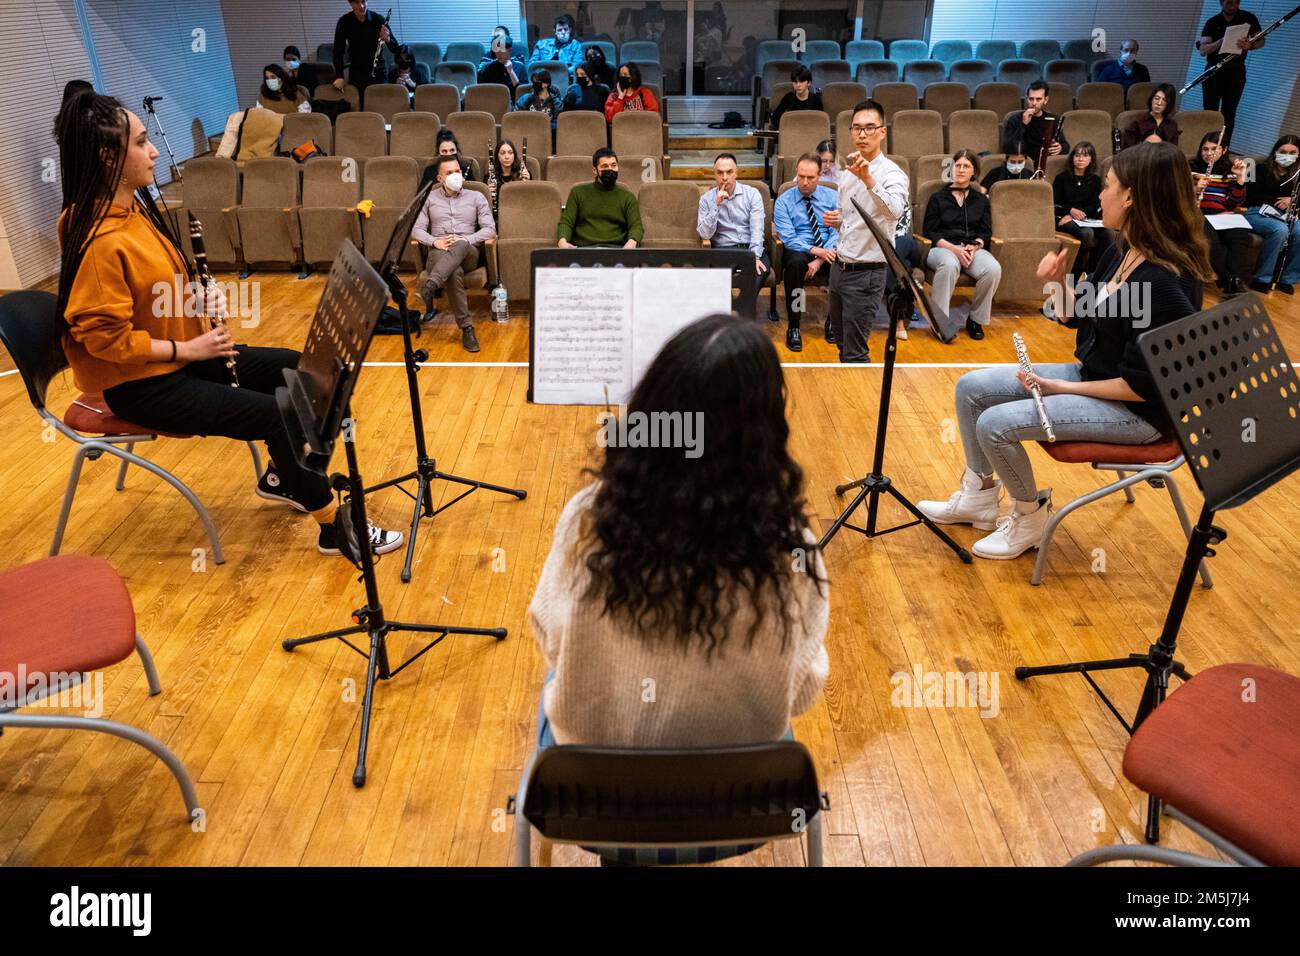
top-left (277, 240), bottom-right (507, 788)
top-left (817, 198), bottom-right (967, 562)
top-left (364, 183), bottom-right (527, 582)
top-left (1016, 294), bottom-right (1300, 842)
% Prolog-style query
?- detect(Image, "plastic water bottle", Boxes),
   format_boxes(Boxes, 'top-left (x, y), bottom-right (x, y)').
top-left (491, 285), bottom-right (509, 323)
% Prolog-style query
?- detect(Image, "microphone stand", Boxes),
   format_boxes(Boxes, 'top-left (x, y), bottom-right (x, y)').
top-left (1181, 2), bottom-right (1300, 95)
top-left (142, 96), bottom-right (182, 184)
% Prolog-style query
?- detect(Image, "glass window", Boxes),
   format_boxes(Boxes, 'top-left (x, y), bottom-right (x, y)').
top-left (525, 1), bottom-right (689, 94)
top-left (698, 1), bottom-right (856, 94)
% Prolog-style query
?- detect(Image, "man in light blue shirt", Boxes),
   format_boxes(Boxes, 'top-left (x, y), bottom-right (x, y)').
top-left (697, 153), bottom-right (769, 316)
top-left (774, 154), bottom-right (838, 352)
top-left (529, 14), bottom-right (584, 77)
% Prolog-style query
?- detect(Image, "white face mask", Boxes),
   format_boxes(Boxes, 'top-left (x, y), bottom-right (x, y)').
top-left (443, 172), bottom-right (464, 192)
top-left (266, 77), bottom-right (282, 92)
top-left (1006, 162), bottom-right (1025, 174)
top-left (286, 59), bottom-right (300, 70)
top-left (1119, 51), bottom-right (1135, 64)
top-left (1276, 152), bottom-right (1298, 167)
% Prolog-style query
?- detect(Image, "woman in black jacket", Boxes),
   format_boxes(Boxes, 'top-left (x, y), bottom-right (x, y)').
top-left (922, 149), bottom-right (1001, 340)
top-left (1243, 134), bottom-right (1300, 293)
top-left (1054, 141), bottom-right (1111, 279)
top-left (562, 63), bottom-right (610, 113)
top-left (1121, 84), bottom-right (1181, 149)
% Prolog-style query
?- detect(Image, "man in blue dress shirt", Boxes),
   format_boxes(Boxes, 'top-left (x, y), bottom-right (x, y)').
top-left (1095, 38), bottom-right (1151, 92)
top-left (697, 153), bottom-right (769, 318)
top-left (773, 154), bottom-right (838, 352)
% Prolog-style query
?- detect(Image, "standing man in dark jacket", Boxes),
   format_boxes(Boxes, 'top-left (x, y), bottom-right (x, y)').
top-left (331, 0), bottom-right (399, 99)
top-left (1197, 0), bottom-right (1265, 150)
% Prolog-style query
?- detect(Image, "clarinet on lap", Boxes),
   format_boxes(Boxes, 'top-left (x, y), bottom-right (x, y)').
top-left (187, 211), bottom-right (239, 388)
top-left (1013, 332), bottom-right (1054, 442)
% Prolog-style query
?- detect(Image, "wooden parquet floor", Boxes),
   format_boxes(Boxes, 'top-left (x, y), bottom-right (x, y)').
top-left (2, 271), bottom-right (1298, 866)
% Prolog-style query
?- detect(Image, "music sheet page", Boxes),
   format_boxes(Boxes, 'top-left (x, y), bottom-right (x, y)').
top-left (533, 268), bottom-right (634, 404)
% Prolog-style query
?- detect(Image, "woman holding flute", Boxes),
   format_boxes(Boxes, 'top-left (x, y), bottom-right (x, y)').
top-left (917, 143), bottom-right (1214, 560)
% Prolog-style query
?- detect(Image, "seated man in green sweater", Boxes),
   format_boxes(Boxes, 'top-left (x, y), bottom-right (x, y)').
top-left (557, 147), bottom-right (644, 248)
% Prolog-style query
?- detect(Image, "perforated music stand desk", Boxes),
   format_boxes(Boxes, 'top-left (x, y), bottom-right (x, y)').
top-left (278, 240), bottom-right (507, 789)
top-left (1016, 294), bottom-right (1300, 842)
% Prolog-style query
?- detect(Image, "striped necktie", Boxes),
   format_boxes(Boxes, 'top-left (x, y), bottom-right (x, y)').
top-left (802, 194), bottom-right (825, 247)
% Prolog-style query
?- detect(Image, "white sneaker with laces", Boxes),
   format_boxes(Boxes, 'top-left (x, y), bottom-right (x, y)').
top-left (972, 492), bottom-right (1053, 560)
top-left (917, 469), bottom-right (1001, 531)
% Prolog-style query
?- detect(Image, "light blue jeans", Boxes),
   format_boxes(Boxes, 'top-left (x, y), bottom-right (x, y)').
top-left (955, 363), bottom-right (1164, 502)
top-left (1244, 207), bottom-right (1300, 284)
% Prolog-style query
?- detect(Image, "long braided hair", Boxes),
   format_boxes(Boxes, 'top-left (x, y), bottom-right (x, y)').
top-left (54, 90), bottom-right (188, 332)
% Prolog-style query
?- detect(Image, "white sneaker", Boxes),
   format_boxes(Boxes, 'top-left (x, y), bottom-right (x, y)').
top-left (896, 321), bottom-right (909, 340)
top-left (918, 469), bottom-right (1001, 531)
top-left (972, 492), bottom-right (1053, 560)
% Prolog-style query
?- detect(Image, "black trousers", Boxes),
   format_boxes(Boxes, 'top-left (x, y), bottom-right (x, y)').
top-left (1057, 221), bottom-right (1114, 278)
top-left (103, 346), bottom-right (333, 512)
top-left (781, 250), bottom-right (826, 328)
top-left (714, 243), bottom-right (769, 318)
top-left (1202, 67), bottom-right (1246, 149)
top-left (1203, 218), bottom-right (1252, 282)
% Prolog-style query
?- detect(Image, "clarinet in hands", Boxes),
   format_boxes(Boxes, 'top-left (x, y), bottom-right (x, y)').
top-left (487, 139), bottom-right (499, 217)
top-left (1013, 332), bottom-right (1053, 441)
top-left (187, 211), bottom-right (239, 388)
top-left (371, 7), bottom-right (393, 81)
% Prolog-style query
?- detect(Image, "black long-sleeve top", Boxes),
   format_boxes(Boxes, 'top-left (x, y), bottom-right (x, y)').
top-left (770, 90), bottom-right (823, 129)
top-left (922, 186), bottom-right (992, 248)
top-left (1053, 170), bottom-right (1103, 219)
top-left (1245, 164), bottom-right (1299, 209)
top-left (478, 58), bottom-right (521, 94)
top-left (562, 81), bottom-right (610, 113)
top-left (1059, 244), bottom-right (1203, 430)
top-left (1002, 110), bottom-right (1068, 162)
top-left (333, 9), bottom-right (398, 84)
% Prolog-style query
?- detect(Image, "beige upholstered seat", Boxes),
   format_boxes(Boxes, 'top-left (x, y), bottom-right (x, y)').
top-left (334, 111), bottom-right (387, 160)
top-left (495, 181), bottom-right (564, 302)
top-left (1063, 109), bottom-right (1115, 158)
top-left (502, 111), bottom-right (554, 158)
top-left (298, 157), bottom-right (362, 267)
top-left (464, 83), bottom-right (511, 124)
top-left (446, 110), bottom-right (497, 173)
top-left (773, 111), bottom-right (830, 188)
top-left (922, 82), bottom-right (971, 124)
top-left (360, 156), bottom-right (420, 268)
top-left (175, 156), bottom-right (241, 268)
top-left (556, 111), bottom-right (608, 158)
top-left (821, 82), bottom-right (866, 125)
top-left (988, 179), bottom-right (1081, 302)
top-left (889, 109), bottom-right (944, 162)
top-left (947, 109), bottom-right (1000, 153)
top-left (281, 111), bottom-right (333, 156)
top-left (1075, 82), bottom-right (1125, 120)
top-left (870, 82), bottom-right (919, 121)
top-left (389, 111), bottom-right (441, 161)
top-left (414, 83), bottom-right (459, 120)
top-left (611, 111), bottom-right (670, 176)
top-left (638, 181), bottom-right (705, 249)
top-left (364, 83), bottom-right (412, 122)
top-left (233, 157), bottom-right (300, 269)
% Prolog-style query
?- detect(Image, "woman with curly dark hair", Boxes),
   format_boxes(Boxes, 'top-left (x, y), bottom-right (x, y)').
top-left (528, 313), bottom-right (829, 755)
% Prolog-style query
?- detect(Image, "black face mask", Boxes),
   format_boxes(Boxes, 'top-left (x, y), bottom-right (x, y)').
top-left (578, 75), bottom-right (591, 87)
top-left (533, 79), bottom-right (544, 93)
top-left (598, 169), bottom-right (618, 188)
top-left (619, 75), bottom-right (631, 86)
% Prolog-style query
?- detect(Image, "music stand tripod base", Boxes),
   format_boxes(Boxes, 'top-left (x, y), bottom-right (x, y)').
top-left (1014, 294), bottom-right (1300, 843)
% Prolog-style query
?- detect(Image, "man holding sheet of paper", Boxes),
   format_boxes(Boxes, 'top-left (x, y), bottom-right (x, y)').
top-left (1197, 0), bottom-right (1265, 149)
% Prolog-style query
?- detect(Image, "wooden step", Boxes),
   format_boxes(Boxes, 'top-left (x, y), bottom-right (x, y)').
top-left (670, 148), bottom-right (765, 181)
top-left (667, 124), bottom-right (757, 151)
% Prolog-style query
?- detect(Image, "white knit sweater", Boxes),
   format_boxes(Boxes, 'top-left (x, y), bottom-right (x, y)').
top-left (528, 484), bottom-right (830, 747)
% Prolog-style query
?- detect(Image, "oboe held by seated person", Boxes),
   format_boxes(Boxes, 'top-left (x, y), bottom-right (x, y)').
top-left (54, 90), bottom-right (403, 560)
top-left (917, 143), bottom-right (1214, 560)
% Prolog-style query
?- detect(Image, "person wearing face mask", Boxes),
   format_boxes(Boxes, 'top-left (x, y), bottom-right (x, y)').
top-left (583, 45), bottom-right (615, 88)
top-left (1053, 141), bottom-right (1111, 279)
top-left (980, 145), bottom-right (1033, 190)
top-left (923, 149), bottom-right (1000, 341)
top-left (478, 36), bottom-right (522, 96)
top-left (558, 148), bottom-right (644, 248)
top-left (530, 14), bottom-right (585, 76)
top-left (515, 69), bottom-right (560, 133)
top-left (256, 64), bottom-right (310, 114)
top-left (282, 46), bottom-right (319, 94)
top-left (411, 155), bottom-right (496, 352)
top-left (480, 27), bottom-right (526, 76)
top-left (388, 45), bottom-right (429, 90)
top-left (918, 142), bottom-right (1214, 561)
top-left (1197, 0), bottom-right (1265, 150)
top-left (604, 62), bottom-right (659, 122)
top-left (562, 64), bottom-right (609, 113)
top-left (1243, 135), bottom-right (1300, 294)
top-left (1122, 84), bottom-right (1180, 148)
top-left (770, 65), bottom-right (823, 130)
top-left (1096, 38), bottom-right (1150, 93)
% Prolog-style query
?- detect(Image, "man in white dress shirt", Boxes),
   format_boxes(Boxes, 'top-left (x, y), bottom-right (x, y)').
top-left (697, 153), bottom-right (770, 318)
top-left (822, 100), bottom-right (909, 362)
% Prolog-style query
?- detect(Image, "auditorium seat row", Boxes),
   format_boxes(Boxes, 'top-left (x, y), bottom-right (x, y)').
top-left (754, 37), bottom-right (1106, 80)
top-left (277, 109), bottom-right (670, 176)
top-left (314, 39), bottom-right (662, 72)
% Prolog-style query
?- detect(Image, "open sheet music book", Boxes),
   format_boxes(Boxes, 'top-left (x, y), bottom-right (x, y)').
top-left (531, 266), bottom-right (732, 404)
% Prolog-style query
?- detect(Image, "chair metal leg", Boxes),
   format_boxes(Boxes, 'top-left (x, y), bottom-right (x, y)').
top-left (1066, 843), bottom-right (1233, 867)
top-left (115, 441), bottom-right (135, 491)
top-left (514, 799), bottom-right (532, 867)
top-left (1117, 470), bottom-right (1136, 503)
top-left (246, 442), bottom-right (263, 484)
top-left (806, 813), bottom-right (824, 867)
top-left (51, 445), bottom-right (93, 556)
top-left (135, 634), bottom-right (163, 696)
top-left (1164, 476), bottom-right (1213, 588)
top-left (0, 712), bottom-right (201, 821)
top-left (98, 445), bottom-right (226, 565)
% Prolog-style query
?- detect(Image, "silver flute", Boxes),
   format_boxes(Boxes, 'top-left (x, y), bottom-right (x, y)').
top-left (1013, 332), bottom-right (1053, 442)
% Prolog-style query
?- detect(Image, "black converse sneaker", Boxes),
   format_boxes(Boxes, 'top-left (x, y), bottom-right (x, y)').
top-left (256, 466), bottom-right (309, 512)
top-left (318, 507), bottom-right (404, 562)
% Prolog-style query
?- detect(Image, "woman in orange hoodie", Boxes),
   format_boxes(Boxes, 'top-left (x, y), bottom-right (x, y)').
top-left (54, 90), bottom-right (401, 561)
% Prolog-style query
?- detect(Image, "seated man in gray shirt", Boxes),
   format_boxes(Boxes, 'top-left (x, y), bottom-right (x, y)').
top-left (696, 152), bottom-right (769, 317)
top-left (411, 154), bottom-right (496, 353)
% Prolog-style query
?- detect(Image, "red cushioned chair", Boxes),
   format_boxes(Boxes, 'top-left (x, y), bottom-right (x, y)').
top-left (1068, 663), bottom-right (1300, 867)
top-left (0, 554), bottom-right (200, 821)
top-left (1030, 436), bottom-right (1212, 588)
top-left (0, 290), bottom-right (261, 564)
